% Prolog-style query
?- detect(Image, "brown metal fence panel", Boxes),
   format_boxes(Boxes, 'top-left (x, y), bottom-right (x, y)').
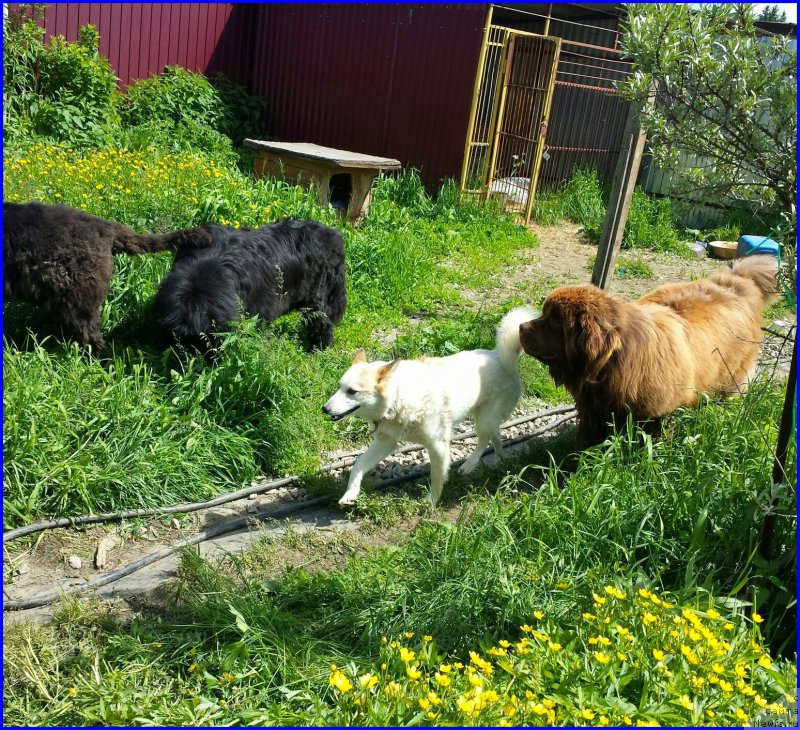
top-left (249, 3), bottom-right (487, 187)
top-left (8, 3), bottom-right (254, 86)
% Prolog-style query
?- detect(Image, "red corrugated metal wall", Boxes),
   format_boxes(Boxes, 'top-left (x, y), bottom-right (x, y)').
top-left (249, 4), bottom-right (487, 186)
top-left (12, 3), bottom-right (256, 86)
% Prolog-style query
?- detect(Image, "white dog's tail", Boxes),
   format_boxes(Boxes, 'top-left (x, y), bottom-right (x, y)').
top-left (495, 306), bottom-right (539, 371)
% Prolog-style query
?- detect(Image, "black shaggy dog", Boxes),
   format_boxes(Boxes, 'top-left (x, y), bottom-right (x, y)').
top-left (153, 219), bottom-right (347, 352)
top-left (4, 201), bottom-right (209, 353)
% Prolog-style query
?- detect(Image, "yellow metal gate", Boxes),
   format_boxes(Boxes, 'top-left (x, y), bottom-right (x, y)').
top-left (461, 21), bottom-right (561, 224)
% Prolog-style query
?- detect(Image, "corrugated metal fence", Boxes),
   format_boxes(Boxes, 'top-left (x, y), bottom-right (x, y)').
top-left (9, 2), bottom-right (256, 85)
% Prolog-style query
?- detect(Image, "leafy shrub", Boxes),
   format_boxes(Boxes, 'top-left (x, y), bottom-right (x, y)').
top-left (120, 66), bottom-right (235, 158)
top-left (2, 3), bottom-right (46, 141)
top-left (3, 9), bottom-right (121, 147)
top-left (210, 73), bottom-right (266, 145)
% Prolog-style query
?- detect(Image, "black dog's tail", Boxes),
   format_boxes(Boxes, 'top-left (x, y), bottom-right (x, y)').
top-left (325, 233), bottom-right (347, 325)
top-left (154, 258), bottom-right (240, 347)
top-left (112, 226), bottom-right (213, 256)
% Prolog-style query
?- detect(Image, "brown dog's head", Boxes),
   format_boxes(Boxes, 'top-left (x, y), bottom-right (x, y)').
top-left (519, 286), bottom-right (623, 387)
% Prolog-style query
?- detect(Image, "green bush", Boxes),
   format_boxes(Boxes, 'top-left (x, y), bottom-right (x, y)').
top-left (3, 8), bottom-right (121, 147)
top-left (621, 189), bottom-right (688, 254)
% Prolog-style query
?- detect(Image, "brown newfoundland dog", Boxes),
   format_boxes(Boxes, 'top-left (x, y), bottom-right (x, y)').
top-left (519, 255), bottom-right (779, 447)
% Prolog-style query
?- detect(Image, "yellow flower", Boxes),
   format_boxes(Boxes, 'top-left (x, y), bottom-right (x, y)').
top-left (785, 693), bottom-right (796, 704)
top-left (734, 708), bottom-right (749, 722)
top-left (724, 622), bottom-right (734, 631)
top-left (221, 672), bottom-right (236, 683)
top-left (677, 695), bottom-right (693, 710)
top-left (755, 696), bottom-right (768, 708)
top-left (718, 679), bottom-right (733, 692)
top-left (468, 672), bottom-right (484, 687)
top-left (581, 708), bottom-right (596, 720)
top-left (653, 649), bottom-right (666, 661)
top-left (593, 593), bottom-right (607, 605)
top-left (734, 663), bottom-right (747, 677)
top-left (752, 613), bottom-right (764, 624)
top-left (329, 670), bottom-right (353, 692)
top-left (499, 639), bottom-right (511, 648)
top-left (67, 687), bottom-right (77, 698)
top-left (616, 625), bottom-right (631, 637)
top-left (384, 680), bottom-right (402, 697)
top-left (534, 610), bottom-right (545, 619)
top-left (557, 581), bottom-right (570, 589)
top-left (359, 673), bottom-right (378, 690)
top-left (617, 651), bottom-right (628, 661)
top-left (594, 651), bottom-right (610, 664)
top-left (757, 655), bottom-right (772, 669)
top-left (582, 612), bottom-right (596, 621)
top-left (707, 609), bottom-right (720, 619)
top-left (418, 697), bottom-right (431, 710)
top-left (406, 665), bottom-right (422, 681)
top-left (399, 647), bottom-right (416, 663)
top-left (521, 624), bottom-right (534, 633)
top-left (439, 664), bottom-right (452, 674)
top-left (423, 635), bottom-right (433, 642)
top-left (712, 663), bottom-right (725, 674)
top-left (488, 646), bottom-right (507, 657)
top-left (549, 641), bottom-right (563, 651)
top-left (434, 672), bottom-right (452, 687)
top-left (405, 632), bottom-right (414, 639)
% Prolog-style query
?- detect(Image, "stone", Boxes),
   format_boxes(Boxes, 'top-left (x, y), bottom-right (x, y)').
top-left (68, 555), bottom-right (82, 570)
top-left (170, 518), bottom-right (181, 530)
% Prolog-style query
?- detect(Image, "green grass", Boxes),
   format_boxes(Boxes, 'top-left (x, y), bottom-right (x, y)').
top-left (3, 147), bottom-right (542, 527)
top-left (4, 384), bottom-right (795, 725)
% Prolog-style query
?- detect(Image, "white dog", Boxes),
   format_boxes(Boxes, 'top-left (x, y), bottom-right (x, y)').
top-left (323, 307), bottom-right (537, 505)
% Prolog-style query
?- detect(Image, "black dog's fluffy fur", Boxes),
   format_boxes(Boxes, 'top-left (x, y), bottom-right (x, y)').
top-left (4, 201), bottom-right (210, 352)
top-left (153, 219), bottom-right (347, 351)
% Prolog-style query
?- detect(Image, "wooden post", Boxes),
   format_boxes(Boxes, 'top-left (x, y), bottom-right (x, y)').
top-left (759, 335), bottom-right (797, 559)
top-left (591, 89), bottom-right (654, 289)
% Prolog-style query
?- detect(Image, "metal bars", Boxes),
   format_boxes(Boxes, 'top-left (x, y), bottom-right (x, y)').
top-left (461, 24), bottom-right (560, 224)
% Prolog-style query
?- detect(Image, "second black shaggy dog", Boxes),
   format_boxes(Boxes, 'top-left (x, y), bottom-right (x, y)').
top-left (153, 219), bottom-right (347, 352)
top-left (4, 201), bottom-right (209, 353)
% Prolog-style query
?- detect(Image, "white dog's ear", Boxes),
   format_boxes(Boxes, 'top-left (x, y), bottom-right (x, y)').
top-left (352, 348), bottom-right (366, 364)
top-left (377, 359), bottom-right (400, 384)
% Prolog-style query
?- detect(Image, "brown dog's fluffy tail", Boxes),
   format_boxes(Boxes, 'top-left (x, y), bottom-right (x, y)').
top-left (726, 254), bottom-right (781, 305)
top-left (112, 227), bottom-right (213, 255)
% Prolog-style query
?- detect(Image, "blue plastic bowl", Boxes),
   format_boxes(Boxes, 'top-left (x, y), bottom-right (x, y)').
top-left (737, 235), bottom-right (780, 258)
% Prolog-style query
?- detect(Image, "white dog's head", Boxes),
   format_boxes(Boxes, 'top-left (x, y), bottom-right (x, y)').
top-left (323, 349), bottom-right (399, 422)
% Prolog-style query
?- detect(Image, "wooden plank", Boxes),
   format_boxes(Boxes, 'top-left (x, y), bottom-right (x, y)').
top-left (591, 88), bottom-right (654, 289)
top-left (243, 140), bottom-right (401, 169)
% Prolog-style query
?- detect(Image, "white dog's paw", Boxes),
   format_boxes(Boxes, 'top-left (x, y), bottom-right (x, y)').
top-left (338, 492), bottom-right (359, 507)
top-left (458, 460), bottom-right (478, 475)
